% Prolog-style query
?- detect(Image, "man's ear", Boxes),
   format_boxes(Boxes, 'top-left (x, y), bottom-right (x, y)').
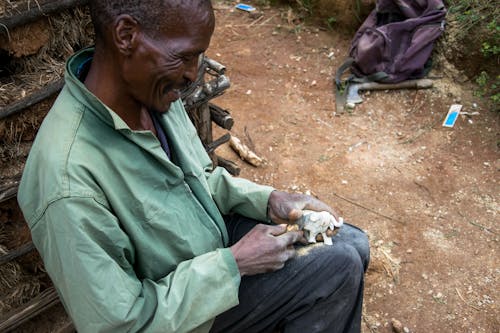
top-left (113, 14), bottom-right (140, 56)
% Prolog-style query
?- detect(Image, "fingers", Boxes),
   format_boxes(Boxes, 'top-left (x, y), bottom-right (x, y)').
top-left (277, 229), bottom-right (303, 247)
top-left (287, 208), bottom-right (303, 222)
top-left (269, 224), bottom-right (287, 236)
top-left (303, 197), bottom-right (340, 220)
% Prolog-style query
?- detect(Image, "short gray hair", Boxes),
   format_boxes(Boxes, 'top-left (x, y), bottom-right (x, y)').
top-left (88, 0), bottom-right (213, 42)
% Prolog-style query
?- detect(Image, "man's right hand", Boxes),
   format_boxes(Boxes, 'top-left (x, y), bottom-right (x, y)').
top-left (230, 224), bottom-right (305, 276)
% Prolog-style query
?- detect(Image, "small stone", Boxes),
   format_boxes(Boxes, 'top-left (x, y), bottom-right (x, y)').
top-left (403, 327), bottom-right (410, 333)
top-left (310, 80), bottom-right (317, 87)
top-left (246, 90), bottom-right (252, 95)
top-left (391, 318), bottom-right (403, 333)
top-left (346, 102), bottom-right (356, 109)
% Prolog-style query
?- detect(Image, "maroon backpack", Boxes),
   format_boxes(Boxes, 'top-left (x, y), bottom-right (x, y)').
top-left (336, 0), bottom-right (447, 85)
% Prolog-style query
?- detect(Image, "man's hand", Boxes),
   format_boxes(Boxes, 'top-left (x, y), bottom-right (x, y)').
top-left (230, 224), bottom-right (305, 276)
top-left (267, 190), bottom-right (339, 225)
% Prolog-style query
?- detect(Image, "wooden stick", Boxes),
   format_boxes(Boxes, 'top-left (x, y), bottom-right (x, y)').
top-left (455, 287), bottom-right (481, 311)
top-left (331, 191), bottom-right (406, 225)
top-left (229, 135), bottom-right (264, 167)
top-left (0, 180), bottom-right (20, 203)
top-left (0, 0), bottom-right (89, 34)
top-left (216, 156), bottom-right (240, 176)
top-left (206, 133), bottom-right (231, 154)
top-left (209, 103), bottom-right (234, 130)
top-left (0, 287), bottom-right (60, 332)
top-left (55, 321), bottom-right (76, 333)
top-left (0, 79), bottom-right (64, 120)
top-left (0, 242), bottom-right (35, 265)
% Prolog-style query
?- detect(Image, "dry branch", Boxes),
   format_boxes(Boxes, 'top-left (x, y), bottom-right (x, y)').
top-left (0, 242), bottom-right (35, 265)
top-left (0, 0), bottom-right (89, 33)
top-left (0, 79), bottom-right (64, 120)
top-left (0, 179), bottom-right (20, 203)
top-left (216, 155), bottom-right (240, 176)
top-left (55, 321), bottom-right (76, 333)
top-left (209, 103), bottom-right (234, 130)
top-left (0, 287), bottom-right (60, 332)
top-left (229, 135), bottom-right (264, 167)
top-left (206, 133), bottom-right (231, 154)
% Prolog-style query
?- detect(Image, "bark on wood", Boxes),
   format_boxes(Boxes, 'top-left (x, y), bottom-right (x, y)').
top-left (55, 321), bottom-right (76, 333)
top-left (229, 135), bottom-right (264, 167)
top-left (216, 156), bottom-right (241, 176)
top-left (0, 0), bottom-right (89, 33)
top-left (0, 180), bottom-right (20, 203)
top-left (209, 103), bottom-right (234, 130)
top-left (206, 133), bottom-right (231, 154)
top-left (0, 242), bottom-right (35, 265)
top-left (0, 287), bottom-right (60, 332)
top-left (0, 79), bottom-right (64, 120)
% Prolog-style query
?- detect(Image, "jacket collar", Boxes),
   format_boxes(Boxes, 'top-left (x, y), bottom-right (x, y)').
top-left (65, 47), bottom-right (131, 131)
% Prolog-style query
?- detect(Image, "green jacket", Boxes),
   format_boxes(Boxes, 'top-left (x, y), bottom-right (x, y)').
top-left (18, 48), bottom-right (274, 333)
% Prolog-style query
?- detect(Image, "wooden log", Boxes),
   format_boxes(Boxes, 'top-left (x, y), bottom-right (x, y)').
top-left (0, 242), bottom-right (35, 265)
top-left (0, 181), bottom-right (19, 203)
top-left (204, 57), bottom-right (226, 75)
top-left (55, 321), bottom-right (76, 333)
top-left (216, 156), bottom-right (240, 176)
top-left (0, 287), bottom-right (60, 332)
top-left (0, 79), bottom-right (64, 120)
top-left (209, 103), bottom-right (234, 130)
top-left (229, 135), bottom-right (264, 167)
top-left (0, 0), bottom-right (89, 34)
top-left (206, 133), bottom-right (231, 154)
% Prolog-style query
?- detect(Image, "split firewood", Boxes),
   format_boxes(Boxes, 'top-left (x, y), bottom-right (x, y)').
top-left (229, 135), bottom-right (264, 167)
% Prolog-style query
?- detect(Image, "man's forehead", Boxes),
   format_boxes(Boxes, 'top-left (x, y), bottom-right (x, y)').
top-left (157, 3), bottom-right (215, 39)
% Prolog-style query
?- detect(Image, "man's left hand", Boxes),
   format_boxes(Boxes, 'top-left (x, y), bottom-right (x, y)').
top-left (267, 190), bottom-right (339, 225)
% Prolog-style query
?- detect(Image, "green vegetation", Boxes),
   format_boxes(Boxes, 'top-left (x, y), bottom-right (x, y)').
top-left (326, 16), bottom-right (337, 31)
top-left (447, 0), bottom-right (499, 108)
top-left (475, 71), bottom-right (500, 106)
top-left (295, 0), bottom-right (313, 14)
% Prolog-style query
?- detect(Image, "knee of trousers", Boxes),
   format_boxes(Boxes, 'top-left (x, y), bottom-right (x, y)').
top-left (336, 243), bottom-right (365, 284)
top-left (342, 225), bottom-right (371, 272)
top-left (311, 243), bottom-right (365, 283)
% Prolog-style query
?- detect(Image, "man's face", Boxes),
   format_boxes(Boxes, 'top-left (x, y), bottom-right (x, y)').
top-left (123, 8), bottom-right (214, 113)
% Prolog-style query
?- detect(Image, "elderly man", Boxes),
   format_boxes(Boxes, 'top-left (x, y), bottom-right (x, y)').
top-left (18, 1), bottom-right (369, 332)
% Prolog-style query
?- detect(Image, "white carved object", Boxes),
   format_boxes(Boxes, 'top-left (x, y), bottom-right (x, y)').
top-left (297, 210), bottom-right (344, 245)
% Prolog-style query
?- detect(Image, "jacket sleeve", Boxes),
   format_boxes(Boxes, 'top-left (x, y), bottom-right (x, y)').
top-left (29, 196), bottom-right (241, 333)
top-left (205, 166), bottom-right (274, 222)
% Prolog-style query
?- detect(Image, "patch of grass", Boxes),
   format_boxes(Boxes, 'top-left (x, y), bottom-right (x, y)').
top-left (448, 0), bottom-right (499, 108)
top-left (295, 0), bottom-right (313, 14)
top-left (326, 16), bottom-right (337, 31)
top-left (474, 71), bottom-right (500, 108)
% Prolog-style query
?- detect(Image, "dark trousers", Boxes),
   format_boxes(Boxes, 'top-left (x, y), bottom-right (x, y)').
top-left (210, 215), bottom-right (370, 333)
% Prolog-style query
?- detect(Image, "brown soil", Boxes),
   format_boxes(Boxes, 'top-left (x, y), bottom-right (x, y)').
top-left (209, 4), bottom-right (498, 333)
top-left (2, 2), bottom-right (499, 332)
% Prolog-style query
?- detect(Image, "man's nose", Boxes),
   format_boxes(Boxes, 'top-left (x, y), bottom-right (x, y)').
top-left (183, 57), bottom-right (199, 83)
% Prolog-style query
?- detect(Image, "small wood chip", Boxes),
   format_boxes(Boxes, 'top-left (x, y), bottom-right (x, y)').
top-left (229, 135), bottom-right (263, 167)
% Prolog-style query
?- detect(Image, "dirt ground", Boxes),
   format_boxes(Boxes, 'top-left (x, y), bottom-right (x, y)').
top-left (3, 2), bottom-right (499, 333)
top-left (207, 4), bottom-right (498, 333)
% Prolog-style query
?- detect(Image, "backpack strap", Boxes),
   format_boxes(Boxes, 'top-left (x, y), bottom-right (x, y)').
top-left (335, 58), bottom-right (355, 88)
top-left (334, 58), bottom-right (354, 113)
